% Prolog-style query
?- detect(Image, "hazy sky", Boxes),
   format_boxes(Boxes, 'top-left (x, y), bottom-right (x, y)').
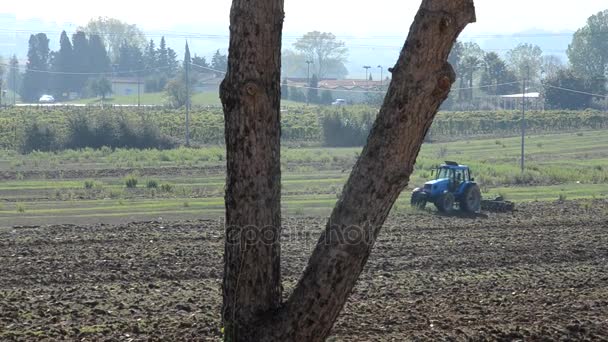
top-left (2, 0), bottom-right (607, 37)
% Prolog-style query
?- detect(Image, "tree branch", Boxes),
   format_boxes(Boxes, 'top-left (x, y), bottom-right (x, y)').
top-left (259, 0), bottom-right (476, 340)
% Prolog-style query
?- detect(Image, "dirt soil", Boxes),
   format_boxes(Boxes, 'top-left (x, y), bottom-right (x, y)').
top-left (1, 200), bottom-right (607, 341)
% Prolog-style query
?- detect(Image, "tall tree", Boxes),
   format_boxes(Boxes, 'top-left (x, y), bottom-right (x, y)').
top-left (294, 31), bottom-right (348, 79)
top-left (567, 9), bottom-right (608, 94)
top-left (80, 17), bottom-right (146, 62)
top-left (457, 42), bottom-right (483, 101)
top-left (167, 47), bottom-right (179, 77)
top-left (158, 37), bottom-right (168, 70)
top-left (480, 52), bottom-right (519, 95)
top-left (507, 43), bottom-right (543, 83)
top-left (51, 31), bottom-right (74, 98)
top-left (117, 42), bottom-right (144, 75)
top-left (89, 34), bottom-right (111, 74)
top-left (219, 0), bottom-right (475, 340)
top-left (71, 31), bottom-right (90, 92)
top-left (183, 42), bottom-right (191, 71)
top-left (143, 39), bottom-right (157, 73)
top-left (211, 49), bottom-right (228, 75)
top-left (22, 33), bottom-right (51, 102)
top-left (282, 49), bottom-right (348, 79)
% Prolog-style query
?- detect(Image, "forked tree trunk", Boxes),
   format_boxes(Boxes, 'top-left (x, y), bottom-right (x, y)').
top-left (220, 0), bottom-right (475, 341)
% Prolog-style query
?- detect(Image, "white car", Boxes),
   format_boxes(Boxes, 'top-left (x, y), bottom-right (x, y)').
top-left (39, 95), bottom-right (55, 103)
top-left (332, 99), bottom-right (347, 106)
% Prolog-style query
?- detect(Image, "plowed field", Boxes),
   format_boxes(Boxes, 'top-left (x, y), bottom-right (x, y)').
top-left (1, 200), bottom-right (607, 341)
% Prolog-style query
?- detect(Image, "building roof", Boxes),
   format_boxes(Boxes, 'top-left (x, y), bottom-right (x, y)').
top-left (109, 77), bottom-right (144, 84)
top-left (500, 92), bottom-right (540, 98)
top-left (286, 78), bottom-right (385, 90)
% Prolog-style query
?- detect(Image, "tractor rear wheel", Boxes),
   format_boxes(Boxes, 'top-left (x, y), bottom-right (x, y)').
top-left (460, 184), bottom-right (481, 213)
top-left (435, 192), bottom-right (455, 213)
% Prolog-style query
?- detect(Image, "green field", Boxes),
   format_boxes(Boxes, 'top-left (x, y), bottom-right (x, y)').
top-left (65, 91), bottom-right (221, 106)
top-left (1, 130), bottom-right (606, 226)
top-left (65, 91), bottom-right (301, 107)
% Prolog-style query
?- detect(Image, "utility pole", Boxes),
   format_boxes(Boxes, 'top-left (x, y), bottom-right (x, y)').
top-left (305, 60), bottom-right (313, 105)
top-left (521, 65), bottom-right (529, 173)
top-left (185, 60), bottom-right (190, 146)
top-left (363, 65), bottom-right (371, 82)
top-left (13, 64), bottom-right (16, 105)
top-left (377, 65), bottom-right (383, 88)
top-left (137, 72), bottom-right (141, 108)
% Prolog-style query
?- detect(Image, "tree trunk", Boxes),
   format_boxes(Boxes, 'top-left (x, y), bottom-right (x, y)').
top-left (221, 0), bottom-right (475, 341)
top-left (219, 0), bottom-right (284, 340)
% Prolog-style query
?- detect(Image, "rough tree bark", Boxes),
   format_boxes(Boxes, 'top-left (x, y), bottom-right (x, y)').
top-left (219, 0), bottom-right (284, 339)
top-left (220, 0), bottom-right (475, 341)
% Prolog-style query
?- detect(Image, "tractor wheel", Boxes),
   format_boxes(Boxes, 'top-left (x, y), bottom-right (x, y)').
top-left (411, 192), bottom-right (426, 209)
top-left (435, 192), bottom-right (455, 213)
top-left (460, 184), bottom-right (481, 213)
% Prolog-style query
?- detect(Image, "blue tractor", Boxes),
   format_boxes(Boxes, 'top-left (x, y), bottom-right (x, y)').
top-left (411, 161), bottom-right (481, 213)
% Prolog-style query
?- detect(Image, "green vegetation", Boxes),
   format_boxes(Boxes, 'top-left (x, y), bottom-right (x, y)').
top-left (125, 175), bottom-right (138, 188)
top-left (0, 130), bottom-right (606, 226)
top-left (2, 106), bottom-right (608, 151)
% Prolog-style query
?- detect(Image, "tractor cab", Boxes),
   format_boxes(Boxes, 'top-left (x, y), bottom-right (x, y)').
top-left (432, 161), bottom-right (473, 193)
top-left (411, 161), bottom-right (481, 213)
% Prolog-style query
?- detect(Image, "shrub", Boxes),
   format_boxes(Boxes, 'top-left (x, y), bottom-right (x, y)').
top-left (125, 175), bottom-right (138, 188)
top-left (321, 110), bottom-right (374, 147)
top-left (84, 180), bottom-right (95, 189)
top-left (146, 180), bottom-right (159, 189)
top-left (22, 122), bottom-right (58, 153)
top-left (160, 183), bottom-right (174, 192)
top-left (16, 203), bottom-right (26, 213)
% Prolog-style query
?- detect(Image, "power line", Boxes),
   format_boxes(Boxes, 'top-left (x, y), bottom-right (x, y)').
top-left (0, 63), bottom-right (173, 76)
top-left (538, 83), bottom-right (608, 98)
top-left (189, 62), bottom-right (226, 75)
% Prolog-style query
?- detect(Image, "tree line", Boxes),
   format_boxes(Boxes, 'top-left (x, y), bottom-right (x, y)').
top-left (444, 9), bottom-right (608, 110)
top-left (5, 17), bottom-right (228, 103)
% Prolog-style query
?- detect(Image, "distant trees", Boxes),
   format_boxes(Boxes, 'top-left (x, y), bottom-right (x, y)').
top-left (451, 42), bottom-right (483, 101)
top-left (165, 43), bottom-right (193, 108)
top-left (80, 17), bottom-right (146, 62)
top-left (0, 56), bottom-right (4, 106)
top-left (480, 52), bottom-right (519, 95)
top-left (567, 9), bottom-right (608, 95)
top-left (117, 42), bottom-right (144, 75)
top-left (89, 77), bottom-right (112, 100)
top-left (12, 17), bottom-right (231, 103)
top-left (506, 43), bottom-right (543, 83)
top-left (543, 68), bottom-right (593, 109)
top-left (22, 33), bottom-right (51, 102)
top-left (211, 50), bottom-right (228, 75)
top-left (292, 31), bottom-right (349, 79)
top-left (8, 55), bottom-right (21, 98)
top-left (141, 37), bottom-right (180, 92)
